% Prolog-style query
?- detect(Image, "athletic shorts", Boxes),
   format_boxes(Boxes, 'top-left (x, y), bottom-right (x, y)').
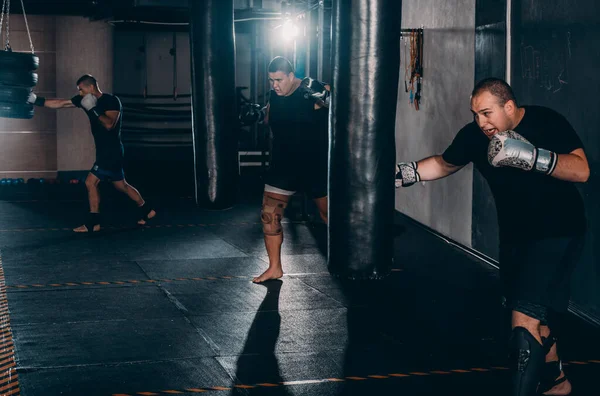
top-left (90, 163), bottom-right (124, 182)
top-left (265, 160), bottom-right (327, 199)
top-left (500, 234), bottom-right (585, 315)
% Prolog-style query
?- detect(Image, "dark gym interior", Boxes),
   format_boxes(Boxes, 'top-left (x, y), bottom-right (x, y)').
top-left (0, 0), bottom-right (597, 395)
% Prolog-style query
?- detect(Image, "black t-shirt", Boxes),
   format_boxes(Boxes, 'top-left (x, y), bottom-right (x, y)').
top-left (267, 83), bottom-right (329, 170)
top-left (72, 93), bottom-right (124, 170)
top-left (442, 105), bottom-right (586, 242)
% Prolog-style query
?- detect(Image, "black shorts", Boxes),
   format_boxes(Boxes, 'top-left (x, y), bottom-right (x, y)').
top-left (265, 160), bottom-right (327, 199)
top-left (500, 235), bottom-right (585, 314)
top-left (90, 163), bottom-right (124, 182)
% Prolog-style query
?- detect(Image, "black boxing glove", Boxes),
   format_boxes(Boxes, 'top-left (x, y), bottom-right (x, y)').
top-left (71, 95), bottom-right (83, 108)
top-left (239, 103), bottom-right (266, 125)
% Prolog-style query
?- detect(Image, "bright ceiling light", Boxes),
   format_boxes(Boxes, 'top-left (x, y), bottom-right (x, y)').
top-left (281, 19), bottom-right (299, 41)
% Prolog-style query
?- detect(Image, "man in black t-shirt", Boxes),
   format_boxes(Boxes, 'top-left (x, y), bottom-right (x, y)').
top-left (395, 78), bottom-right (589, 396)
top-left (29, 74), bottom-right (156, 232)
top-left (239, 56), bottom-right (330, 283)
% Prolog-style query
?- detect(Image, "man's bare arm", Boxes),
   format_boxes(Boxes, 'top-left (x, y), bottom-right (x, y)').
top-left (97, 110), bottom-right (120, 130)
top-left (416, 155), bottom-right (464, 181)
top-left (261, 103), bottom-right (270, 125)
top-left (43, 99), bottom-right (76, 109)
top-left (396, 155), bottom-right (464, 188)
top-left (550, 148), bottom-right (590, 183)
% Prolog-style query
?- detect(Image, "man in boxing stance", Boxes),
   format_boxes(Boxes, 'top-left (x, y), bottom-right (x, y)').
top-left (28, 74), bottom-right (155, 232)
top-left (240, 56), bottom-right (330, 283)
top-left (396, 78), bottom-right (589, 396)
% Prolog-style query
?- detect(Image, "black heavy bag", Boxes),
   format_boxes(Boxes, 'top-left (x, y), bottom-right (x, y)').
top-left (328, 0), bottom-right (401, 279)
top-left (189, 0), bottom-right (239, 209)
top-left (0, 50), bottom-right (39, 119)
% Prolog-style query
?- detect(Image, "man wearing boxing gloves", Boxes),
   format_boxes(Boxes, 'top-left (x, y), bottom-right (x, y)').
top-left (396, 78), bottom-right (589, 396)
top-left (28, 74), bottom-right (155, 232)
top-left (239, 56), bottom-right (330, 283)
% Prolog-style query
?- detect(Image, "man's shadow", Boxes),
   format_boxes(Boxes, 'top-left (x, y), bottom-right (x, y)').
top-left (230, 280), bottom-right (292, 395)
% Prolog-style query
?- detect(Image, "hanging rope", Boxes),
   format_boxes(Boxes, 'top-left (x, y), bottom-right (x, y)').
top-left (403, 36), bottom-right (409, 93)
top-left (414, 29), bottom-right (423, 110)
top-left (409, 31), bottom-right (416, 105)
top-left (401, 28), bottom-right (424, 111)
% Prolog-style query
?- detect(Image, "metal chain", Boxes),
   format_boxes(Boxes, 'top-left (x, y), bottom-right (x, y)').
top-left (0, 0), bottom-right (6, 42)
top-left (4, 0), bottom-right (9, 50)
top-left (19, 0), bottom-right (33, 53)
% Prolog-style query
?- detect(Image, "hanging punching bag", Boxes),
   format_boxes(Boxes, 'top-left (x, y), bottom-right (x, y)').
top-left (328, 0), bottom-right (401, 279)
top-left (189, 0), bottom-right (238, 209)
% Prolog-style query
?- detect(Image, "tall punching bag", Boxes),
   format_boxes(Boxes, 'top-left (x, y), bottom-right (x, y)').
top-left (189, 0), bottom-right (238, 209)
top-left (328, 0), bottom-right (401, 279)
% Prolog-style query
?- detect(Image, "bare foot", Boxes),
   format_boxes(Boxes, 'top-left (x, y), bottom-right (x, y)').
top-left (252, 267), bottom-right (284, 283)
top-left (138, 209), bottom-right (156, 225)
top-left (542, 372), bottom-right (572, 396)
top-left (73, 224), bottom-right (100, 233)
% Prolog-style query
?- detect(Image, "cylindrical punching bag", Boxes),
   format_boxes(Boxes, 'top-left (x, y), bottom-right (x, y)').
top-left (328, 0), bottom-right (401, 279)
top-left (189, 0), bottom-right (238, 209)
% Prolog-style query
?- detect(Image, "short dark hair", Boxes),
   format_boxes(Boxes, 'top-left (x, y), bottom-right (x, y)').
top-left (268, 56), bottom-right (294, 74)
top-left (76, 74), bottom-right (97, 87)
top-left (472, 77), bottom-right (518, 106)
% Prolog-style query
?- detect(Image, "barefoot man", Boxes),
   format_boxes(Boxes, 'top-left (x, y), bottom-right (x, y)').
top-left (240, 56), bottom-right (330, 283)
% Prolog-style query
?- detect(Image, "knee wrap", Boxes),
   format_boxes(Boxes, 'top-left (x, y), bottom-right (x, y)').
top-left (261, 195), bottom-right (287, 236)
top-left (509, 327), bottom-right (546, 396)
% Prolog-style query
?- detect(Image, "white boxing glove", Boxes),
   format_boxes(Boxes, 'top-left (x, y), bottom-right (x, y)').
top-left (27, 92), bottom-right (46, 106)
top-left (487, 130), bottom-right (557, 175)
top-left (81, 93), bottom-right (98, 111)
top-left (26, 92), bottom-right (37, 104)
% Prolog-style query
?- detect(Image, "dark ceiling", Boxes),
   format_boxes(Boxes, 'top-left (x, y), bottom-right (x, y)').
top-left (5, 0), bottom-right (189, 20)
top-left (3, 1), bottom-right (312, 29)
top-left (8, 0), bottom-right (105, 16)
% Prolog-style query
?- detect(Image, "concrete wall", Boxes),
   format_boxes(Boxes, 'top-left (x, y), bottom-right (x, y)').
top-left (112, 28), bottom-right (252, 148)
top-left (0, 16), bottom-right (113, 178)
top-left (0, 11), bottom-right (264, 179)
top-left (114, 31), bottom-right (193, 97)
top-left (0, 16), bottom-right (57, 180)
top-left (112, 29), bottom-right (251, 97)
top-left (395, 0), bottom-right (476, 247)
top-left (56, 16), bottom-right (113, 172)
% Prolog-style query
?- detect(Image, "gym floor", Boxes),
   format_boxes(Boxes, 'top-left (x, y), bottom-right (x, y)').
top-left (0, 178), bottom-right (597, 396)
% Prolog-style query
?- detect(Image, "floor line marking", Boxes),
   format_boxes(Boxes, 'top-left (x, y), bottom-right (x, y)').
top-left (0, 255), bottom-right (20, 395)
top-left (6, 271), bottom-right (385, 290)
top-left (110, 362), bottom-right (597, 396)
